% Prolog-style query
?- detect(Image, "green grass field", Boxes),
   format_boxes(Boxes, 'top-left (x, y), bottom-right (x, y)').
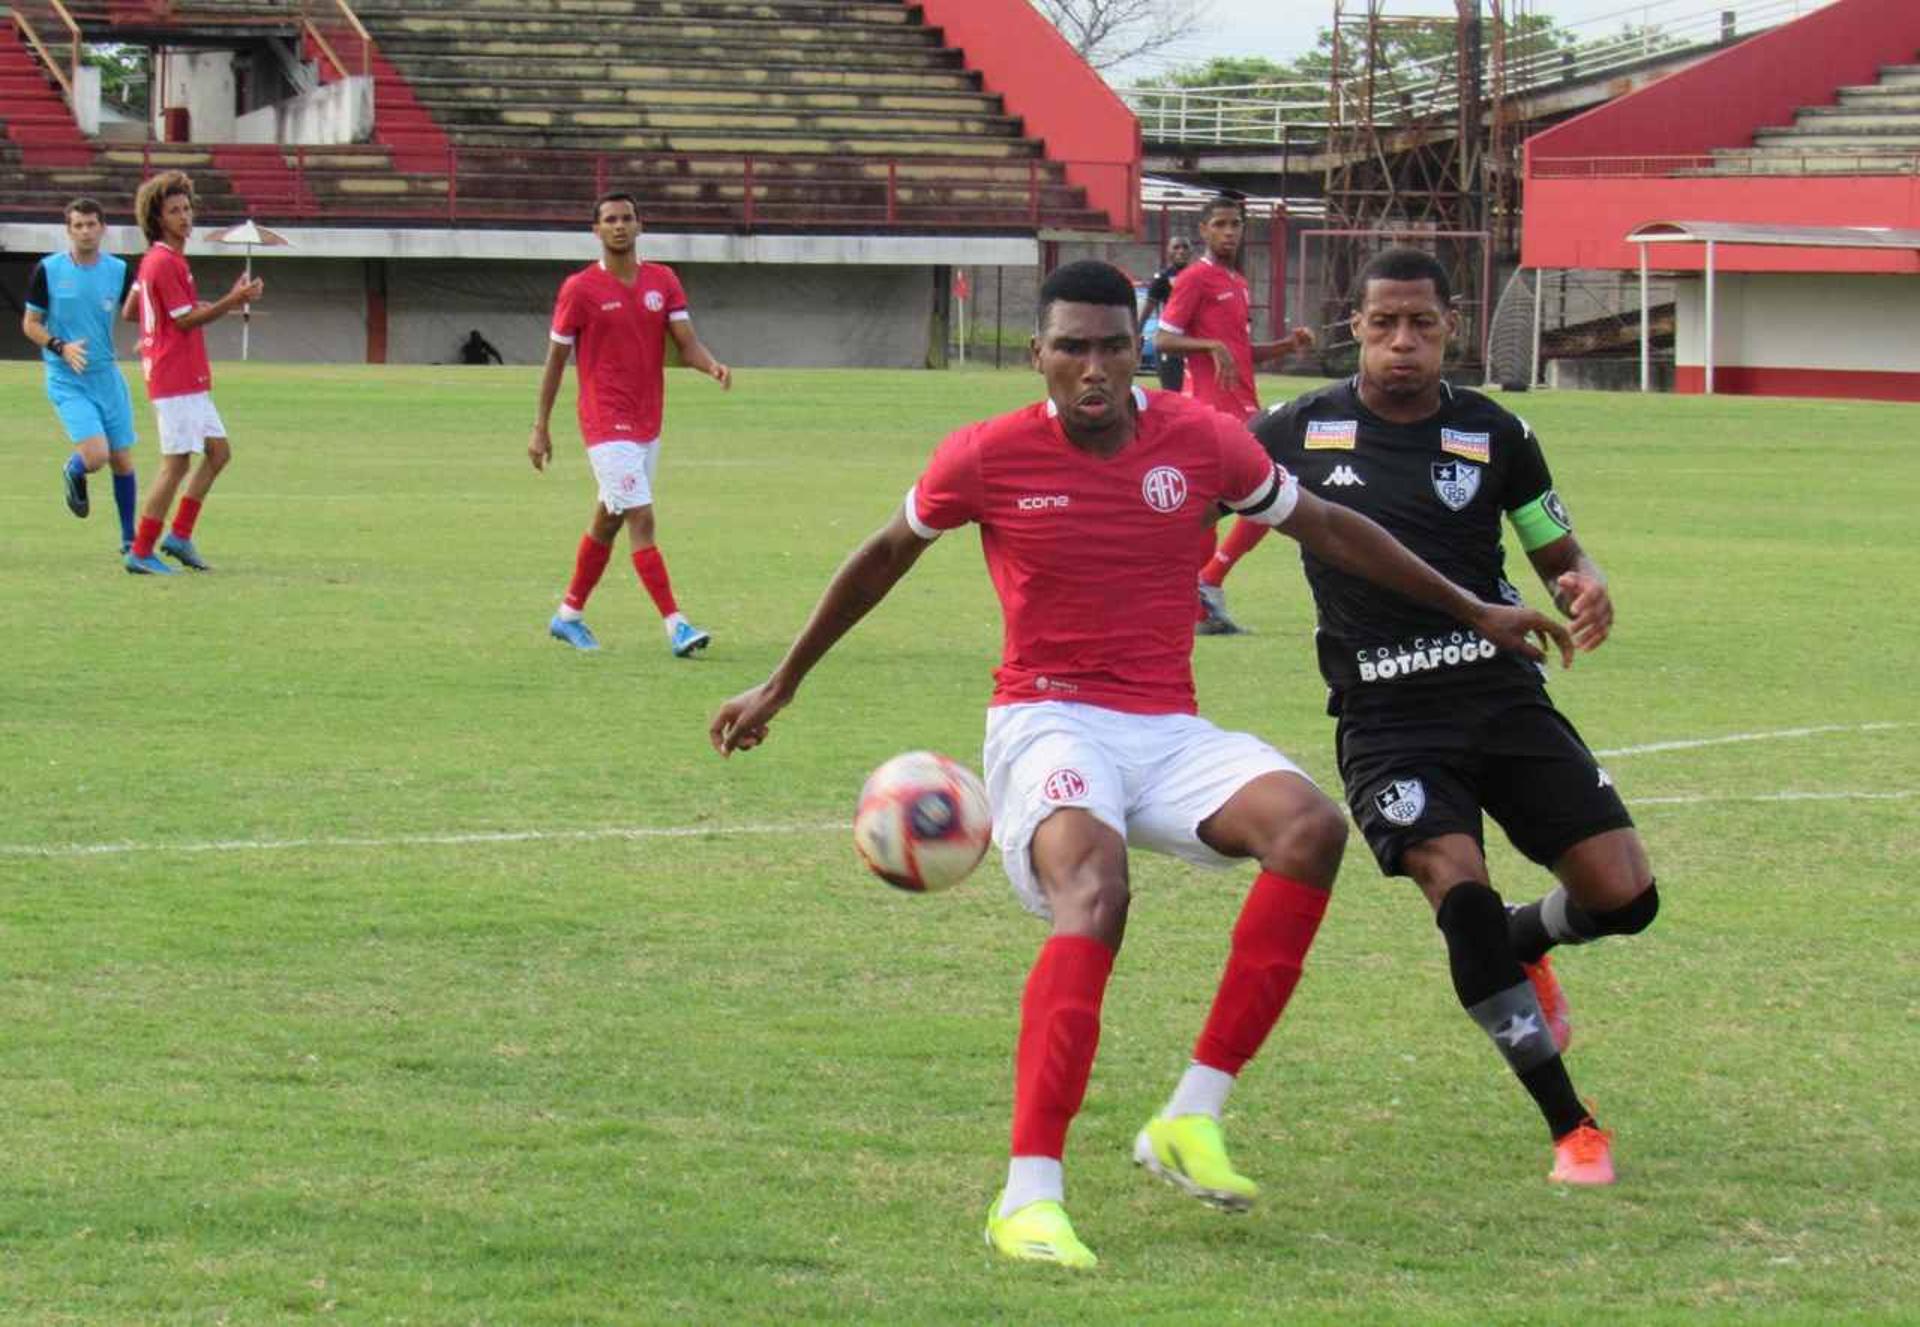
top-left (2, 361), bottom-right (1916, 1323)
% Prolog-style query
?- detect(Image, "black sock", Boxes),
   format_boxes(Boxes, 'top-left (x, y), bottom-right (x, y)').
top-left (1437, 882), bottom-right (1591, 1139)
top-left (1509, 880), bottom-right (1660, 965)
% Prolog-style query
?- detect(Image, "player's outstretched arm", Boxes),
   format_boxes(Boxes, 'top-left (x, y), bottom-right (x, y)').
top-left (1282, 489), bottom-right (1574, 668)
top-left (668, 318), bottom-right (730, 390)
top-left (1528, 534), bottom-right (1612, 652)
top-left (1154, 329), bottom-right (1237, 389)
top-left (528, 340), bottom-right (570, 471)
top-left (1252, 326), bottom-right (1316, 364)
top-left (710, 512), bottom-right (933, 756)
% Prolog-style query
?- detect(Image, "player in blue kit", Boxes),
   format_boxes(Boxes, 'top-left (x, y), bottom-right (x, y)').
top-left (21, 198), bottom-right (142, 555)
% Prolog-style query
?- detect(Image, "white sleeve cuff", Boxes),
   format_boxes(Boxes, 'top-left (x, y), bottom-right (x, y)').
top-left (902, 485), bottom-right (943, 541)
top-left (168, 304), bottom-right (194, 318)
top-left (1157, 319), bottom-right (1186, 335)
top-left (668, 310), bottom-right (692, 322)
top-left (549, 331), bottom-right (575, 345)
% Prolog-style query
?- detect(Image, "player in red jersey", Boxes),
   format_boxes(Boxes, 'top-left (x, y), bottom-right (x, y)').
top-left (709, 261), bottom-right (1570, 1268)
top-left (530, 191), bottom-right (731, 657)
top-left (1155, 194), bottom-right (1315, 634)
top-left (122, 171), bottom-right (263, 575)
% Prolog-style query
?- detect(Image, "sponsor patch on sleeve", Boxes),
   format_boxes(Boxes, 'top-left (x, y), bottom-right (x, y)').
top-left (1304, 419), bottom-right (1358, 450)
top-left (1440, 428), bottom-right (1491, 463)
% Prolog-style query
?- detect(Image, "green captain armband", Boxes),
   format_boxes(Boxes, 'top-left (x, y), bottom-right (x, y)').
top-left (1508, 490), bottom-right (1573, 551)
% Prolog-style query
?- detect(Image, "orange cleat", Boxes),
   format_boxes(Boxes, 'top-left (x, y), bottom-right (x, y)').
top-left (1549, 1123), bottom-right (1616, 1185)
top-left (1522, 955), bottom-right (1572, 1053)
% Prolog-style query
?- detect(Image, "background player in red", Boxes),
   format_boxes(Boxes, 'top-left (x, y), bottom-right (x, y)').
top-left (123, 171), bottom-right (262, 575)
top-left (530, 192), bottom-right (731, 657)
top-left (709, 260), bottom-right (1569, 1268)
top-left (1154, 194), bottom-right (1314, 634)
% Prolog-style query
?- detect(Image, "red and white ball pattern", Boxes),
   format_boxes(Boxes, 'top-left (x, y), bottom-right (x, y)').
top-left (853, 751), bottom-right (992, 893)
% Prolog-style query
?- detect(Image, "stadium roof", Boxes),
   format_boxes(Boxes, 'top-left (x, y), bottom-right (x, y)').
top-left (1626, 221), bottom-right (1920, 250)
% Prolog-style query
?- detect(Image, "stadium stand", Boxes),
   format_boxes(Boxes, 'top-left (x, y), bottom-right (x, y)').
top-left (1521, 0), bottom-right (1920, 400)
top-left (2, 0), bottom-right (1122, 233)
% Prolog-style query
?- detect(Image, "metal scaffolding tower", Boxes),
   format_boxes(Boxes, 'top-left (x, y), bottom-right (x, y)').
top-left (1317, 1), bottom-right (1532, 367)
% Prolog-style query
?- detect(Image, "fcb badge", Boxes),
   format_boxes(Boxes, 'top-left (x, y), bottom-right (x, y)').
top-left (1373, 778), bottom-right (1426, 827)
top-left (1431, 460), bottom-right (1481, 512)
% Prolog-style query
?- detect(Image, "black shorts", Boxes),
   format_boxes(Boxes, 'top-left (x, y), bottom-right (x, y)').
top-left (1335, 685), bottom-right (1634, 877)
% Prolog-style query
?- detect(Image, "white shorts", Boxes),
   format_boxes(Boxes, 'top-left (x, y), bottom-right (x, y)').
top-left (587, 438), bottom-right (660, 514)
top-left (982, 701), bottom-right (1309, 919)
top-left (153, 392), bottom-right (228, 456)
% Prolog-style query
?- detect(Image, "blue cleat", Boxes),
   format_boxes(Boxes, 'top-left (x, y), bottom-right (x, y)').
top-left (125, 551), bottom-right (175, 575)
top-left (63, 464), bottom-right (89, 518)
top-left (548, 614), bottom-right (599, 651)
top-left (670, 619), bottom-right (711, 658)
top-left (160, 533), bottom-right (210, 571)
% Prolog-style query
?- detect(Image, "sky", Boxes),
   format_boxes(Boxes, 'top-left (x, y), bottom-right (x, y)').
top-left (1109, 0), bottom-right (1831, 82)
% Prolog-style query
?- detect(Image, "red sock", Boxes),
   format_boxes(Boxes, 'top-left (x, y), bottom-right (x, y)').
top-left (132, 515), bottom-right (163, 559)
top-left (170, 496), bottom-right (203, 540)
top-left (631, 545), bottom-right (679, 618)
top-left (1193, 872), bottom-right (1331, 1075)
top-left (563, 535), bottom-right (614, 612)
top-left (1199, 519), bottom-right (1272, 588)
top-left (1010, 934), bottom-right (1115, 1158)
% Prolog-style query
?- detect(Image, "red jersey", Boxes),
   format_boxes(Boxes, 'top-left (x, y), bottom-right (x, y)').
top-left (908, 387), bottom-right (1297, 716)
top-left (549, 259), bottom-right (690, 445)
top-left (135, 244), bottom-right (212, 401)
top-left (1159, 255), bottom-right (1258, 422)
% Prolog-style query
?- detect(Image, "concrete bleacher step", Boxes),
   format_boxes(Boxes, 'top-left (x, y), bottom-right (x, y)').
top-left (1875, 65), bottom-right (1920, 87)
top-left (354, 0), bottom-right (914, 23)
top-left (1790, 107), bottom-right (1920, 132)
top-left (1752, 128), bottom-right (1920, 148)
top-left (378, 39), bottom-right (959, 72)
top-left (396, 57), bottom-right (973, 90)
top-left (1836, 86), bottom-right (1920, 110)
top-left (445, 106), bottom-right (1022, 138)
top-left (406, 81), bottom-right (1001, 116)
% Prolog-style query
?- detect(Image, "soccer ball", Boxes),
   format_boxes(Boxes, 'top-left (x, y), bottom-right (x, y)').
top-left (853, 751), bottom-right (992, 893)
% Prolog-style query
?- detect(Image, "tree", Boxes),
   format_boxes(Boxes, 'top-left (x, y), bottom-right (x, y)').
top-left (1030, 0), bottom-right (1211, 73)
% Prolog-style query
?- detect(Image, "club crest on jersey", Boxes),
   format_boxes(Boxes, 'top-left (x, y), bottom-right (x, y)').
top-left (1440, 428), bottom-right (1491, 463)
top-left (1305, 419), bottom-right (1358, 450)
top-left (644, 290), bottom-right (666, 312)
top-left (1543, 490), bottom-right (1573, 531)
top-left (1431, 460), bottom-right (1481, 511)
top-left (1043, 768), bottom-right (1089, 802)
top-left (1141, 465), bottom-right (1188, 513)
top-left (1373, 778), bottom-right (1426, 826)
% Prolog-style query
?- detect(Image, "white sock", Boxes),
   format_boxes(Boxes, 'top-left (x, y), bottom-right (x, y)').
top-left (663, 611), bottom-right (686, 635)
top-left (999, 1156), bottom-right (1064, 1217)
top-left (556, 604), bottom-right (584, 623)
top-left (1163, 1062), bottom-right (1235, 1121)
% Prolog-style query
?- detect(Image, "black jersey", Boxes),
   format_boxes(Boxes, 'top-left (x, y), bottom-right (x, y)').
top-left (1255, 377), bottom-right (1574, 706)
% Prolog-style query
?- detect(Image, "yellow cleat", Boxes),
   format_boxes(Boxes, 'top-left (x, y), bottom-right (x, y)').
top-left (984, 1195), bottom-right (1098, 1269)
top-left (1133, 1114), bottom-right (1259, 1212)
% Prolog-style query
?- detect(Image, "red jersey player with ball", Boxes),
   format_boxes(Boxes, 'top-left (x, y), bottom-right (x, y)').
top-left (531, 191), bottom-right (731, 656)
top-left (710, 261), bottom-right (1568, 1269)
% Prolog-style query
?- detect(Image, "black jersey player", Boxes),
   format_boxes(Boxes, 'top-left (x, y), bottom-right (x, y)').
top-left (1255, 248), bottom-right (1660, 1185)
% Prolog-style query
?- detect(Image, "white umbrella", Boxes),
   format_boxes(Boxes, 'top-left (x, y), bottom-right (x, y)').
top-left (208, 219), bottom-right (291, 361)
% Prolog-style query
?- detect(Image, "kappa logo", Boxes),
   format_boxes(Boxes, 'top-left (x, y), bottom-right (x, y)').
top-left (1373, 778), bottom-right (1426, 827)
top-left (1597, 768), bottom-right (1614, 789)
top-left (1016, 494), bottom-right (1071, 512)
top-left (644, 290), bottom-right (666, 312)
top-left (1440, 428), bottom-right (1491, 463)
top-left (1322, 464), bottom-right (1365, 488)
top-left (1140, 465), bottom-right (1188, 513)
top-left (1431, 460), bottom-right (1481, 511)
top-left (1305, 419), bottom-right (1358, 450)
top-left (1043, 768), bottom-right (1089, 802)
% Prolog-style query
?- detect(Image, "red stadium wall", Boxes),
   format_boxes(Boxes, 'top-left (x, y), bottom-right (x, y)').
top-left (1522, 0), bottom-right (1920, 271)
top-left (913, 0), bottom-right (1142, 236)
top-left (1674, 366), bottom-right (1920, 401)
top-left (1527, 0), bottom-right (1920, 159)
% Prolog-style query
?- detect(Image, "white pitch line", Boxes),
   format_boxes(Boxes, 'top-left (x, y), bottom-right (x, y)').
top-left (1595, 721), bottom-right (1909, 758)
top-left (2, 724), bottom-right (1913, 862)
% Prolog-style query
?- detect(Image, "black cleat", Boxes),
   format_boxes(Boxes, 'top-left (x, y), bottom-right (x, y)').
top-left (63, 464), bottom-right (89, 518)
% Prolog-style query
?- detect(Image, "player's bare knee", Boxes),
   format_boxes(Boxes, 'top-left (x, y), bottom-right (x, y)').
top-left (1258, 794), bottom-right (1347, 884)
